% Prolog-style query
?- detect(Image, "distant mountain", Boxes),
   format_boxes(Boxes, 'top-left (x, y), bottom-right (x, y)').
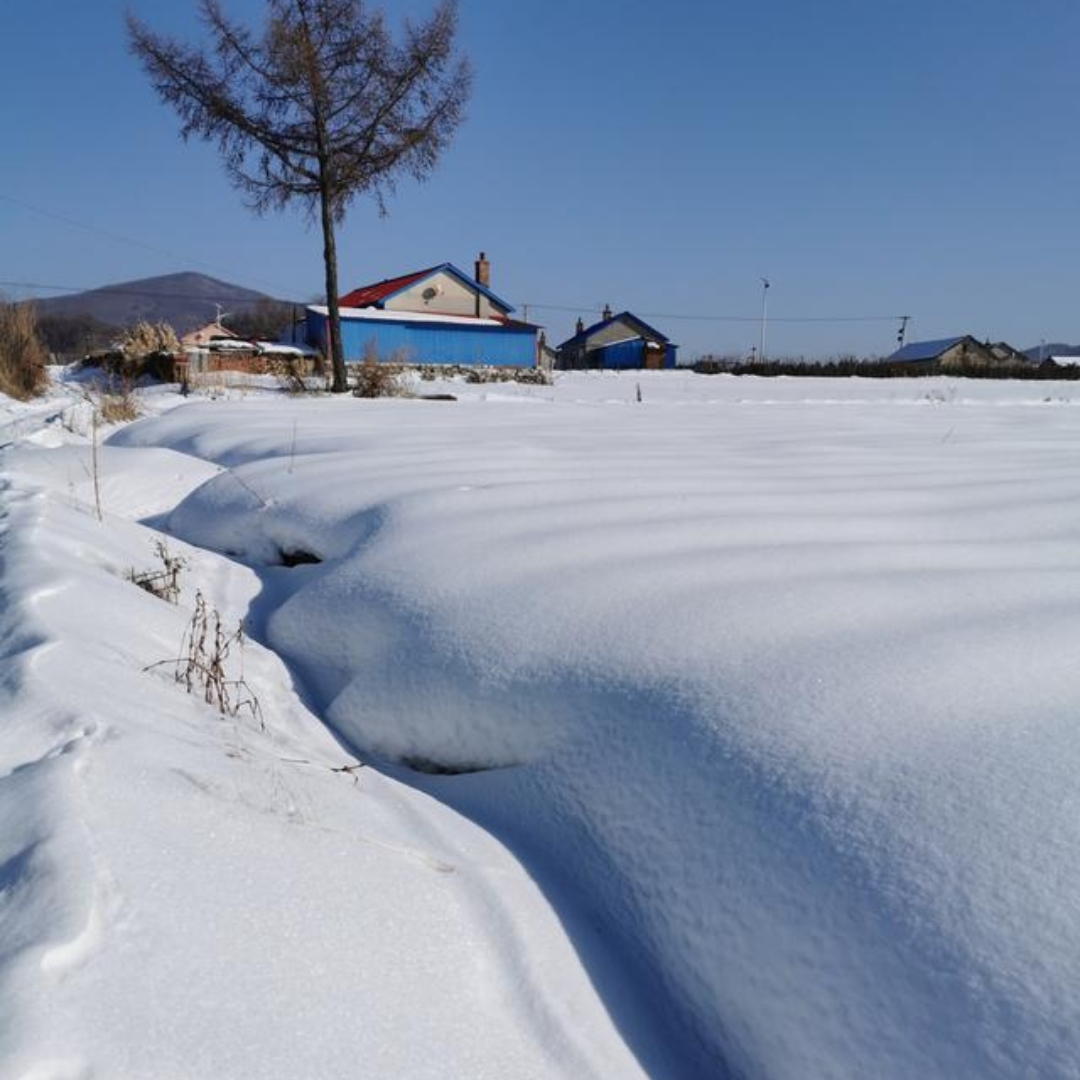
top-left (34, 272), bottom-right (289, 334)
top-left (1024, 342), bottom-right (1080, 361)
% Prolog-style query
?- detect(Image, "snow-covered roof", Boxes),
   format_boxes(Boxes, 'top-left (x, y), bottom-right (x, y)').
top-left (308, 305), bottom-right (506, 328)
top-left (256, 341), bottom-right (320, 356)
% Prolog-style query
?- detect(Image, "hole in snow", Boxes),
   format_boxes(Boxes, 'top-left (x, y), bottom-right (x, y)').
top-left (399, 754), bottom-right (518, 776)
top-left (276, 548), bottom-right (323, 567)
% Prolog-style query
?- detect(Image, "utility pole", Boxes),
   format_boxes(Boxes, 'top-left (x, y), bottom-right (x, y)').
top-left (897, 315), bottom-right (910, 349)
top-left (759, 277), bottom-right (770, 363)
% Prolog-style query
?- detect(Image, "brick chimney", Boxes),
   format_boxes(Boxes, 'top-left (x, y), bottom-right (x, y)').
top-left (475, 251), bottom-right (490, 288)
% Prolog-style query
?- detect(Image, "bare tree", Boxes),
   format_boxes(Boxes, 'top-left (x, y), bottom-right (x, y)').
top-left (127, 0), bottom-right (471, 393)
top-left (228, 298), bottom-right (296, 342)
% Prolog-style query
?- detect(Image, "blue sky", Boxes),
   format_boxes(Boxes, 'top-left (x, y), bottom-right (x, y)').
top-left (3, 0), bottom-right (1079, 358)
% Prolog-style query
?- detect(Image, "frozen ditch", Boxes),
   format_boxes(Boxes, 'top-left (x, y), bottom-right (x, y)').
top-left (105, 376), bottom-right (1080, 1080)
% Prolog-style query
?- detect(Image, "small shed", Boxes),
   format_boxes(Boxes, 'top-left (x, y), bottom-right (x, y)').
top-left (180, 321), bottom-right (238, 349)
top-left (557, 311), bottom-right (676, 370)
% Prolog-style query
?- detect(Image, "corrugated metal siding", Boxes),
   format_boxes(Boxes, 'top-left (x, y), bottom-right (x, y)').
top-left (595, 340), bottom-right (646, 369)
top-left (306, 310), bottom-right (535, 368)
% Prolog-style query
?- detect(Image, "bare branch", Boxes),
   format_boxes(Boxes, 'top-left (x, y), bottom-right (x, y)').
top-left (127, 0), bottom-right (471, 393)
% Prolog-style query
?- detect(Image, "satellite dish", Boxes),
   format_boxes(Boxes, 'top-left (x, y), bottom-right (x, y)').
top-left (422, 285), bottom-right (440, 301)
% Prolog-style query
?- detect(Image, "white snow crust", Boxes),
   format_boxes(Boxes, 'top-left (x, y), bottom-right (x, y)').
top-left (4, 370), bottom-right (1080, 1078)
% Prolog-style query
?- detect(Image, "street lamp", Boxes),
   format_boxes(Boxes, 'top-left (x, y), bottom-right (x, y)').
top-left (759, 277), bottom-right (770, 364)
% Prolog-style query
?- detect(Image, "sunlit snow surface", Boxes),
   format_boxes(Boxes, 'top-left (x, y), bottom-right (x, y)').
top-left (4, 372), bottom-right (1080, 1078)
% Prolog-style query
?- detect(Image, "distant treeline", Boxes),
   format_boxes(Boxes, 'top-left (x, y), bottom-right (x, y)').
top-left (34, 299), bottom-right (296, 358)
top-left (692, 359), bottom-right (1080, 380)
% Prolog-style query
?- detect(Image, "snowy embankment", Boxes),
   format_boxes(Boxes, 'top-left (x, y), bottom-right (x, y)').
top-left (0, 379), bottom-right (647, 1080)
top-left (4, 370), bottom-right (1080, 1078)
top-left (105, 371), bottom-right (1080, 1079)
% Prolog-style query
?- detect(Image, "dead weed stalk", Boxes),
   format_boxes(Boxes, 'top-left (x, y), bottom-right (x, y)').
top-left (146, 591), bottom-right (264, 728)
top-left (128, 539), bottom-right (186, 604)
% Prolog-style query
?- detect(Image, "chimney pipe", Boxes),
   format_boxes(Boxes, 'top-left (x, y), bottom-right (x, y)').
top-left (575, 317), bottom-right (585, 334)
top-left (475, 251), bottom-right (490, 288)
top-left (602, 303), bottom-right (612, 320)
top-left (474, 251), bottom-right (490, 317)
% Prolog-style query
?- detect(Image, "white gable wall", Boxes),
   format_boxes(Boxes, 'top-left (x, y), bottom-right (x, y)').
top-left (587, 315), bottom-right (659, 349)
top-left (385, 270), bottom-right (502, 319)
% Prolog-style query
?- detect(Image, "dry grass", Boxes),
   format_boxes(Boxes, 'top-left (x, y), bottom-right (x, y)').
top-left (352, 358), bottom-right (406, 398)
top-left (0, 301), bottom-right (49, 400)
top-left (92, 373), bottom-right (141, 423)
top-left (350, 341), bottom-right (407, 398)
top-left (145, 591), bottom-right (264, 727)
top-left (128, 540), bottom-right (186, 604)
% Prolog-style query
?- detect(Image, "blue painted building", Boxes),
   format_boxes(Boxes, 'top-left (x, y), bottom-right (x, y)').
top-left (305, 254), bottom-right (539, 368)
top-left (557, 310), bottom-right (677, 370)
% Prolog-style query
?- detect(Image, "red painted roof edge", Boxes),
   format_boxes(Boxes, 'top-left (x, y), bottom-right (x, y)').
top-left (338, 267), bottom-right (437, 308)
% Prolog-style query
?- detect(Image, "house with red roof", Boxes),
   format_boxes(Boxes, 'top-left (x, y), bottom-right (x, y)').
top-left (305, 253), bottom-right (539, 368)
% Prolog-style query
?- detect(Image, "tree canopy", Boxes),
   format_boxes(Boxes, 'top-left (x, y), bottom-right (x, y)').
top-left (128, 0), bottom-right (471, 392)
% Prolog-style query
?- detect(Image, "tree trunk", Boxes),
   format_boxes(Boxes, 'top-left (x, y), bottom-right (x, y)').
top-left (319, 183), bottom-right (348, 393)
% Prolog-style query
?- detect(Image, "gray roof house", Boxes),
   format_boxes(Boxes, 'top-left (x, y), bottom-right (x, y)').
top-left (887, 335), bottom-right (1003, 372)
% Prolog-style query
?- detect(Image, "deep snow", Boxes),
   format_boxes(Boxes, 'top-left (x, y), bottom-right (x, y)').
top-left (4, 370), bottom-right (1080, 1079)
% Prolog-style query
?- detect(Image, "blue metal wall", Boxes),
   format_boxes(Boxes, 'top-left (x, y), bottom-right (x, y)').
top-left (594, 340), bottom-right (645, 369)
top-left (591, 340), bottom-right (678, 369)
top-left (306, 309), bottom-right (536, 368)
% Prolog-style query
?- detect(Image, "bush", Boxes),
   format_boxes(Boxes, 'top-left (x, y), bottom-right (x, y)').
top-left (0, 301), bottom-right (49, 400)
top-left (96, 380), bottom-right (141, 423)
top-left (119, 320), bottom-right (179, 359)
top-left (352, 358), bottom-right (406, 397)
top-left (351, 341), bottom-right (406, 398)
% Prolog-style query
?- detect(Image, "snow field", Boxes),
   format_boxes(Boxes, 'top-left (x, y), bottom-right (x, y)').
top-left (110, 372), bottom-right (1080, 1079)
top-left (0, 395), bottom-right (649, 1079)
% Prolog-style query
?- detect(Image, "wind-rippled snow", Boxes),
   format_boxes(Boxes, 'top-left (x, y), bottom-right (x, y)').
top-left (108, 372), bottom-right (1080, 1079)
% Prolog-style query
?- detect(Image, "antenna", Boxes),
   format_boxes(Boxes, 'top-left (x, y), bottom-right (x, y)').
top-left (897, 315), bottom-right (910, 348)
top-left (215, 303), bottom-right (231, 327)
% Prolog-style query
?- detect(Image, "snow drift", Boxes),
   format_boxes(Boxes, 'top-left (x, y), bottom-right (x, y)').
top-left (104, 372), bottom-right (1080, 1079)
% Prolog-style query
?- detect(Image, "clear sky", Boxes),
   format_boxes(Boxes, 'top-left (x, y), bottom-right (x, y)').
top-left (3, 0), bottom-right (1079, 359)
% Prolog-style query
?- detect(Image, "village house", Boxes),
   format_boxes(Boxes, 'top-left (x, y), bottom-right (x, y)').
top-left (886, 335), bottom-right (1024, 373)
top-left (557, 308), bottom-right (677, 370)
top-left (179, 319), bottom-right (238, 350)
top-left (305, 253), bottom-right (539, 368)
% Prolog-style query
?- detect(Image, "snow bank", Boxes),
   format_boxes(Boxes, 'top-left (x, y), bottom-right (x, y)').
top-left (109, 373), bottom-right (1080, 1079)
top-left (0, 387), bottom-right (650, 1079)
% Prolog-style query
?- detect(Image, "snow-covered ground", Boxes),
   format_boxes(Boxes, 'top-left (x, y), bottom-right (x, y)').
top-left (4, 370), bottom-right (1080, 1079)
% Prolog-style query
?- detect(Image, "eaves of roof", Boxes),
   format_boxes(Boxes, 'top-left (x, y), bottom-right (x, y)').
top-left (339, 263), bottom-right (516, 315)
top-left (887, 335), bottom-right (969, 362)
top-left (558, 310), bottom-right (671, 350)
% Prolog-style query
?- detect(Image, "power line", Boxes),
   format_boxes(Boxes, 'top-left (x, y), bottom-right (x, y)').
top-left (518, 301), bottom-right (906, 324)
top-left (0, 192), bottom-right (295, 298)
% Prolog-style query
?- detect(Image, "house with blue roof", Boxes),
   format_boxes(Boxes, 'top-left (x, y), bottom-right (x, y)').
top-left (305, 252), bottom-right (539, 368)
top-left (886, 335), bottom-right (1002, 372)
top-left (557, 308), bottom-right (677, 370)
